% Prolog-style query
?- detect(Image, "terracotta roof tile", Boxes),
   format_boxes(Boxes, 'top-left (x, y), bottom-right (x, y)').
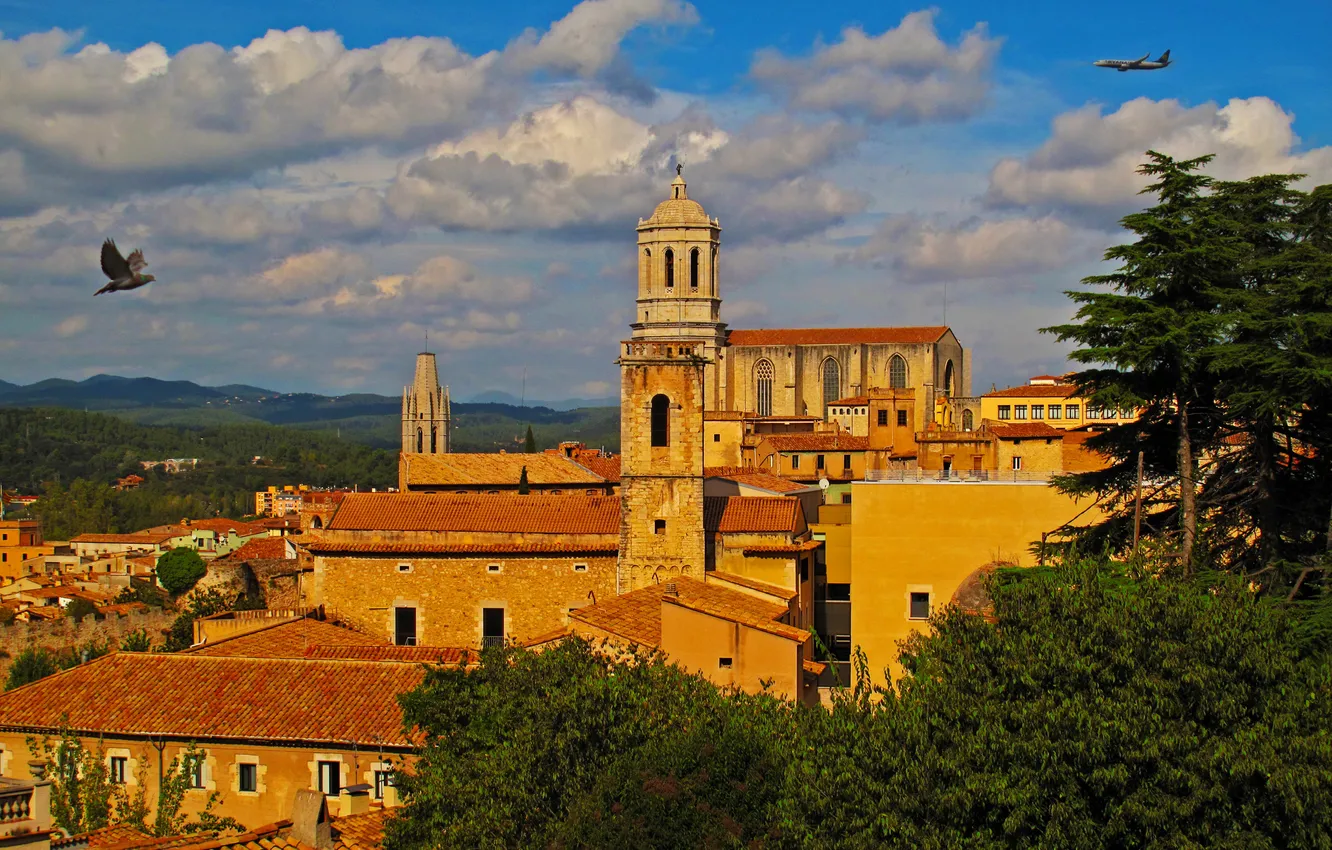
top-left (0, 653), bottom-right (422, 746)
top-left (727, 327), bottom-right (949, 347)
top-left (69, 533), bottom-right (174, 545)
top-left (304, 541), bottom-right (617, 555)
top-left (984, 384), bottom-right (1079, 399)
top-left (803, 659), bottom-right (828, 676)
top-left (739, 540), bottom-right (823, 556)
top-left (221, 537), bottom-right (292, 561)
top-left (190, 618), bottom-right (385, 658)
top-left (571, 576), bottom-right (805, 644)
top-left (327, 493), bottom-right (619, 534)
top-left (762, 433), bottom-right (870, 452)
top-left (331, 809), bottom-right (391, 850)
top-left (989, 422), bottom-right (1065, 439)
top-left (828, 396), bottom-right (869, 407)
top-left (707, 571), bottom-right (797, 601)
top-left (704, 468), bottom-right (814, 494)
top-left (401, 453), bottom-right (607, 487)
top-left (573, 454), bottom-right (621, 483)
top-left (303, 645), bottom-right (473, 665)
top-left (704, 496), bottom-right (801, 534)
top-left (53, 823), bottom-right (153, 849)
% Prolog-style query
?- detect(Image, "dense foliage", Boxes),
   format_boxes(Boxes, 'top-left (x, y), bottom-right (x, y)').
top-left (4, 640), bottom-right (110, 691)
top-left (388, 562), bottom-right (1332, 849)
top-left (155, 548), bottom-right (207, 595)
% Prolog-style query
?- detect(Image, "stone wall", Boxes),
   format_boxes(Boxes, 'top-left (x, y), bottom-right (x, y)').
top-left (0, 609), bottom-right (177, 679)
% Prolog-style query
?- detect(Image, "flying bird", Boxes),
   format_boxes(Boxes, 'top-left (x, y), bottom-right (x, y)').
top-left (94, 239), bottom-right (155, 296)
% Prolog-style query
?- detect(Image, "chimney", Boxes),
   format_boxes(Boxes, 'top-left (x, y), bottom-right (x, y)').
top-left (338, 784), bottom-right (371, 817)
top-left (664, 582), bottom-right (678, 597)
top-left (290, 790), bottom-right (331, 850)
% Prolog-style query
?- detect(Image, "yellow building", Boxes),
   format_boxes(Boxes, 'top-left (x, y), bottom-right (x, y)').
top-left (980, 375), bottom-right (1139, 430)
top-left (0, 519), bottom-right (57, 580)
top-left (849, 478), bottom-right (1103, 682)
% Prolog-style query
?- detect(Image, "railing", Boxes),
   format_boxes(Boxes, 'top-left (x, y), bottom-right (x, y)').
top-left (0, 787), bottom-right (31, 824)
top-left (481, 636), bottom-right (504, 649)
top-left (863, 469), bottom-right (1056, 483)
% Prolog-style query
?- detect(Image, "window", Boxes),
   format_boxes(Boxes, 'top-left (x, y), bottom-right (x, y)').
top-left (961, 409), bottom-right (974, 431)
top-left (831, 635), bottom-right (852, 662)
top-left (791, 455), bottom-right (800, 470)
top-left (713, 433), bottom-right (720, 442)
top-left (889, 355), bottom-right (908, 389)
top-left (909, 592), bottom-right (931, 620)
top-left (430, 426), bottom-right (437, 453)
top-left (482, 608), bottom-right (505, 648)
top-left (654, 519), bottom-right (666, 534)
top-left (643, 248), bottom-right (651, 288)
top-left (998, 405), bottom-right (1012, 420)
top-left (718, 657), bottom-right (733, 669)
top-left (754, 360), bottom-right (774, 417)
top-left (317, 761), bottom-right (340, 795)
top-left (816, 454), bottom-right (825, 470)
top-left (1015, 405), bottom-right (1028, 419)
top-left (110, 756), bottom-right (127, 785)
top-left (1032, 405), bottom-right (1044, 419)
top-left (689, 248), bottom-right (699, 288)
top-left (374, 770), bottom-right (393, 800)
top-left (896, 410), bottom-right (907, 427)
top-left (415, 428), bottom-right (423, 453)
top-left (800, 558), bottom-right (809, 582)
top-left (573, 563), bottom-right (588, 573)
top-left (1047, 405), bottom-right (1061, 420)
top-left (841, 492), bottom-right (851, 505)
top-left (843, 454), bottom-right (852, 468)
top-left (397, 563), bottom-right (412, 573)
top-left (821, 359), bottom-right (840, 415)
top-left (827, 583), bottom-right (851, 601)
top-left (1066, 404), bottom-right (1080, 419)
top-left (188, 758), bottom-right (205, 790)
top-left (711, 246), bottom-right (718, 295)
top-left (238, 763), bottom-right (257, 794)
top-left (1012, 456), bottom-right (1023, 471)
top-left (650, 394), bottom-right (670, 447)
top-left (487, 563), bottom-right (501, 574)
top-left (877, 409), bottom-right (888, 427)
top-left (664, 248), bottom-right (674, 288)
top-left (394, 606), bottom-right (417, 646)
top-left (942, 360), bottom-right (955, 396)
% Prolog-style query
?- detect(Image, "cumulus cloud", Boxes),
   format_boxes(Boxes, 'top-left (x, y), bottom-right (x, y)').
top-left (53, 314), bottom-right (89, 337)
top-left (852, 214), bottom-right (1096, 281)
top-left (750, 9), bottom-right (1001, 123)
top-left (508, 0), bottom-right (698, 78)
top-left (986, 96), bottom-right (1332, 219)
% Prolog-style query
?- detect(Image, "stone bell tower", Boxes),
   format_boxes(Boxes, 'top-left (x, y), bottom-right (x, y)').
top-left (616, 167), bottom-right (726, 592)
top-left (402, 350), bottom-right (451, 455)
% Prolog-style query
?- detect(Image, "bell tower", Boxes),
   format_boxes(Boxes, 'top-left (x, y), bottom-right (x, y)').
top-left (617, 168), bottom-right (725, 592)
top-left (402, 350), bottom-right (451, 455)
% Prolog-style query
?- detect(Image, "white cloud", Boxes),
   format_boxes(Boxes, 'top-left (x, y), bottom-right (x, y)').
top-left (54, 314), bottom-right (89, 337)
top-left (986, 96), bottom-right (1332, 218)
top-left (574, 379), bottom-right (613, 396)
top-left (508, 0), bottom-right (698, 78)
top-left (852, 214), bottom-right (1095, 281)
top-left (750, 9), bottom-right (1001, 123)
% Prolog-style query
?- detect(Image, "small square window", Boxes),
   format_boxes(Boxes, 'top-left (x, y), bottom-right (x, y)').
top-left (654, 519), bottom-right (666, 534)
top-left (487, 563), bottom-right (502, 574)
top-left (238, 763), bottom-right (257, 793)
top-left (713, 433), bottom-right (720, 442)
top-left (877, 410), bottom-right (888, 426)
top-left (909, 592), bottom-right (930, 620)
top-left (840, 493), bottom-right (851, 505)
top-left (110, 756), bottom-right (127, 785)
top-left (188, 760), bottom-right (205, 790)
top-left (896, 410), bottom-right (907, 427)
top-left (1012, 456), bottom-right (1023, 471)
top-left (998, 405), bottom-right (1011, 420)
top-left (718, 657), bottom-right (733, 669)
top-left (573, 563), bottom-right (588, 573)
top-left (397, 563), bottom-right (412, 573)
top-left (792, 455), bottom-right (800, 470)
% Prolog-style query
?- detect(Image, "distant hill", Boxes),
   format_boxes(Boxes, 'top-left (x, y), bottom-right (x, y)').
top-left (467, 390), bottom-right (619, 410)
top-left (0, 375), bottom-right (620, 452)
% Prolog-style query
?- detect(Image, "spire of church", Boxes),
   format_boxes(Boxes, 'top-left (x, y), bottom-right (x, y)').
top-left (402, 351), bottom-right (450, 454)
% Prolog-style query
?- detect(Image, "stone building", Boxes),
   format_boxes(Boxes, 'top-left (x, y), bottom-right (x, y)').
top-left (401, 351), bottom-right (450, 455)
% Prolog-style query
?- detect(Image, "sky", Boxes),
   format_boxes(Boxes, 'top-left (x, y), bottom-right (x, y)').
top-left (1, 0), bottom-right (1330, 401)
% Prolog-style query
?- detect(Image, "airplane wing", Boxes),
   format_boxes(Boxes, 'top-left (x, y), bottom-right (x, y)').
top-left (1132, 52), bottom-right (1150, 65)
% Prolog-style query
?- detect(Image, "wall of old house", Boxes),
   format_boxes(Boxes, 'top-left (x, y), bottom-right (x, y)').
top-left (996, 436), bottom-right (1064, 475)
top-left (315, 554), bottom-right (616, 646)
top-left (659, 603), bottom-right (807, 703)
top-left (703, 416), bottom-right (746, 467)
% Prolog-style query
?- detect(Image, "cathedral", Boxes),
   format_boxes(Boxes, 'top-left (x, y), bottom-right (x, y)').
top-left (401, 351), bottom-right (451, 455)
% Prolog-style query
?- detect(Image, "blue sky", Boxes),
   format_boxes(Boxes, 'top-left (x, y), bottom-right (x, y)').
top-left (0, 0), bottom-right (1329, 400)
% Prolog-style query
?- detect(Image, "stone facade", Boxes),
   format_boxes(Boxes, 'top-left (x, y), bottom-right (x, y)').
top-left (401, 352), bottom-right (451, 455)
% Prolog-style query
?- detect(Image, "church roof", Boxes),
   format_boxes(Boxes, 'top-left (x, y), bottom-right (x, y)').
top-left (726, 327), bottom-right (950, 347)
top-left (401, 453), bottom-right (608, 487)
top-left (640, 174), bottom-right (714, 228)
top-left (326, 493), bottom-right (621, 534)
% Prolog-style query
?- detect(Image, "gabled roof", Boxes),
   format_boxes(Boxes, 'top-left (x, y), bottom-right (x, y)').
top-left (189, 618), bottom-right (386, 658)
top-left (0, 653), bottom-right (423, 746)
top-left (326, 493), bottom-right (620, 535)
top-left (704, 496), bottom-right (801, 534)
top-left (984, 384), bottom-right (1079, 399)
top-left (221, 537), bottom-right (292, 561)
top-left (401, 453), bottom-right (607, 487)
top-left (573, 453), bottom-right (622, 484)
top-left (828, 396), bottom-right (869, 407)
top-left (989, 422), bottom-right (1065, 440)
top-left (704, 468), bottom-right (815, 494)
top-left (69, 533), bottom-right (175, 545)
top-left (727, 327), bottom-right (949, 347)
top-left (304, 645), bottom-right (472, 665)
top-left (761, 432), bottom-right (870, 452)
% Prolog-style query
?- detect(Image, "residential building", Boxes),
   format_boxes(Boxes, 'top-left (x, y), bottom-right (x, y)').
top-left (980, 375), bottom-right (1140, 431)
top-left (0, 519), bottom-right (57, 580)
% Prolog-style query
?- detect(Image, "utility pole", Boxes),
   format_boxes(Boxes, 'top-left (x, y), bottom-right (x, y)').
top-left (1132, 450), bottom-right (1145, 553)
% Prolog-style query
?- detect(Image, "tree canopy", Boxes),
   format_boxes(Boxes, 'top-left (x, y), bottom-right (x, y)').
top-left (155, 548), bottom-right (206, 596)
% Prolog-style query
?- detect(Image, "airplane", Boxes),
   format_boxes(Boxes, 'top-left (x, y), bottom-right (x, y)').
top-left (1093, 50), bottom-right (1171, 71)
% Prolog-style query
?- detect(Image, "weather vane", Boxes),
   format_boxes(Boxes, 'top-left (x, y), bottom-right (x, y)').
top-left (676, 162), bottom-right (683, 177)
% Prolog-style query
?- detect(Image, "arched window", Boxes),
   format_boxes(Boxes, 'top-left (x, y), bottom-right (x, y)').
top-left (943, 360), bottom-right (955, 397)
top-left (889, 354), bottom-right (908, 389)
top-left (430, 427), bottom-right (437, 453)
top-left (961, 409), bottom-right (974, 431)
top-left (651, 394), bottom-right (670, 447)
top-left (416, 427), bottom-right (423, 453)
top-left (664, 248), bottom-right (674, 289)
top-left (711, 247), bottom-right (718, 295)
top-left (643, 248), bottom-right (652, 288)
top-left (312, 516), bottom-right (323, 529)
top-left (755, 360), bottom-right (774, 417)
top-left (822, 358), bottom-right (840, 415)
top-left (690, 248), bottom-right (699, 288)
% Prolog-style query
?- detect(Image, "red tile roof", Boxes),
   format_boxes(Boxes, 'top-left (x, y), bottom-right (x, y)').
top-left (573, 453), bottom-right (622, 484)
top-left (304, 541), bottom-right (617, 555)
top-left (303, 645), bottom-right (473, 665)
top-left (708, 571), bottom-right (797, 601)
top-left (66, 809), bottom-right (391, 850)
top-left (704, 468), bottom-right (814, 494)
top-left (221, 537), bottom-right (292, 561)
top-left (727, 327), bottom-right (949, 347)
top-left (984, 384), bottom-right (1079, 399)
top-left (704, 496), bottom-right (801, 534)
top-left (69, 533), bottom-right (174, 545)
top-left (828, 396), bottom-right (869, 407)
top-left (739, 540), bottom-right (823, 556)
top-left (188, 618), bottom-right (387, 658)
top-left (327, 493), bottom-right (620, 534)
top-left (989, 422), bottom-right (1065, 440)
top-left (401, 453), bottom-right (607, 487)
top-left (0, 653), bottom-right (423, 746)
top-left (762, 433), bottom-right (871, 452)
top-left (53, 824), bottom-right (152, 849)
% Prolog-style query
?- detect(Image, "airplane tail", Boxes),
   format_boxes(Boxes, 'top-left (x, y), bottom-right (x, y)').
top-left (1157, 49), bottom-right (1171, 63)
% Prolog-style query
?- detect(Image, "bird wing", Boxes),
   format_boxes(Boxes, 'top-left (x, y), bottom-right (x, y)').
top-left (126, 249), bottom-right (148, 272)
top-left (100, 239), bottom-right (131, 280)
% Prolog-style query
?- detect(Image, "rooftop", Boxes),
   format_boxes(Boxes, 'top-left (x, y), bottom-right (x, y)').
top-left (188, 617), bottom-right (386, 658)
top-left (761, 432), bottom-right (871, 452)
top-left (400, 453), bottom-right (607, 487)
top-left (0, 653), bottom-right (423, 746)
top-left (69, 533), bottom-right (175, 545)
top-left (326, 493), bottom-right (620, 535)
top-left (220, 537), bottom-right (292, 561)
top-left (989, 422), bottom-right (1065, 440)
top-left (828, 396), bottom-right (869, 407)
top-left (704, 496), bottom-right (802, 534)
top-left (727, 326), bottom-right (949, 347)
top-left (704, 468), bottom-right (815, 494)
top-left (984, 384), bottom-right (1079, 399)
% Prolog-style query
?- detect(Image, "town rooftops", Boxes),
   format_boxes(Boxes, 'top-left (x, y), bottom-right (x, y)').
top-left (726, 326), bottom-right (950, 347)
top-left (572, 453), bottom-right (622, 484)
top-left (188, 617), bottom-right (387, 658)
top-left (828, 396), bottom-right (869, 407)
top-left (703, 496), bottom-right (802, 534)
top-left (0, 653), bottom-right (424, 747)
top-left (989, 422), bottom-right (1065, 440)
top-left (144, 518), bottom-right (270, 538)
top-left (761, 432), bottom-right (871, 452)
top-left (400, 453), bottom-right (608, 487)
top-left (326, 493), bottom-right (620, 535)
top-left (983, 383), bottom-right (1079, 399)
top-left (704, 468), bottom-right (815, 494)
top-left (69, 532), bottom-right (175, 545)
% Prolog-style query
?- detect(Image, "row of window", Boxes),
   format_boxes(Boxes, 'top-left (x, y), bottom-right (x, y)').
top-left (394, 605), bottom-right (507, 647)
top-left (644, 246), bottom-right (716, 292)
top-left (789, 454), bottom-right (855, 471)
top-left (394, 562), bottom-right (589, 575)
top-left (105, 755), bottom-right (393, 799)
top-left (754, 355), bottom-right (921, 417)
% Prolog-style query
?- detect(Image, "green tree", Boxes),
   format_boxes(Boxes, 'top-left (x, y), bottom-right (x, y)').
top-left (160, 588), bottom-right (234, 652)
top-left (517, 465), bottom-right (529, 495)
top-left (155, 548), bottom-right (206, 596)
top-left (149, 743), bottom-right (242, 837)
top-left (524, 424), bottom-right (537, 453)
top-left (120, 629), bottom-right (153, 652)
top-left (5, 646), bottom-right (57, 690)
top-left (66, 598), bottom-right (98, 621)
top-left (28, 730), bottom-right (114, 834)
